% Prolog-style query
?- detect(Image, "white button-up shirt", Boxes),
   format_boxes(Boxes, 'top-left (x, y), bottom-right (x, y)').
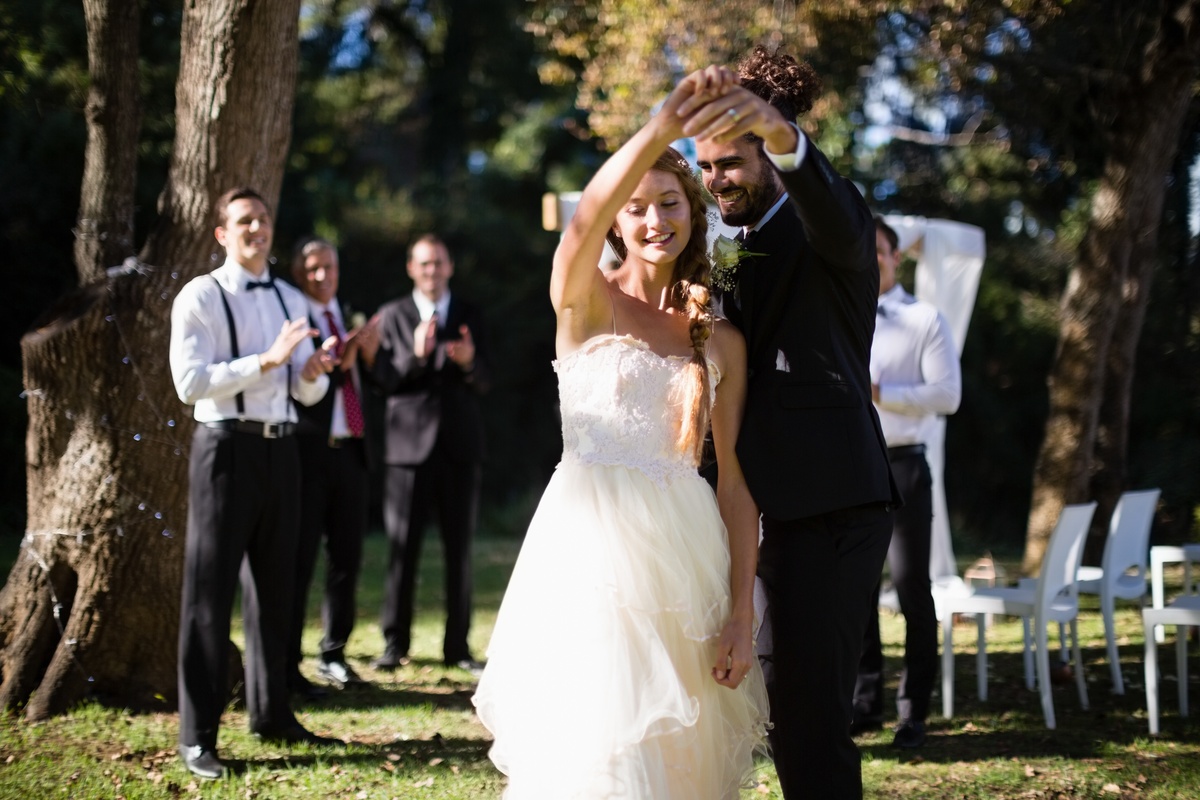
top-left (170, 259), bottom-right (328, 423)
top-left (871, 284), bottom-right (962, 446)
top-left (308, 297), bottom-right (358, 438)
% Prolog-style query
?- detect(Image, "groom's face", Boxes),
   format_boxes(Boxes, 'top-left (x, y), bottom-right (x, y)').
top-left (696, 136), bottom-right (783, 228)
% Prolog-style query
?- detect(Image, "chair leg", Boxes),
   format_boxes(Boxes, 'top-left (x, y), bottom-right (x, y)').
top-left (1178, 626), bottom-right (1190, 719)
top-left (942, 614), bottom-right (955, 719)
top-left (1144, 615), bottom-right (1160, 735)
top-left (1036, 622), bottom-right (1056, 729)
top-left (977, 612), bottom-right (988, 701)
top-left (1102, 592), bottom-right (1123, 695)
top-left (1022, 616), bottom-right (1035, 691)
top-left (1070, 617), bottom-right (1089, 710)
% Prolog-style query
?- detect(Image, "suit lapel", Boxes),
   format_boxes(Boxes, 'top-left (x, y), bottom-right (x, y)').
top-left (744, 203), bottom-right (804, 360)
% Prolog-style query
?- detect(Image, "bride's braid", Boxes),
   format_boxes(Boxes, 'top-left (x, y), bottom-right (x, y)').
top-left (651, 149), bottom-right (714, 465)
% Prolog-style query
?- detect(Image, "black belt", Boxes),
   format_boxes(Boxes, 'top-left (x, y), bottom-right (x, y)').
top-left (204, 419), bottom-right (295, 439)
top-left (887, 443), bottom-right (926, 460)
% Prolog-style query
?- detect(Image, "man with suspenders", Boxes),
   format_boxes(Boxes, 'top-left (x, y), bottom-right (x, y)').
top-left (169, 187), bottom-right (341, 779)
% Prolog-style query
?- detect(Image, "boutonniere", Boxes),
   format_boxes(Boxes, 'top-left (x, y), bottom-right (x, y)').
top-left (709, 234), bottom-right (766, 292)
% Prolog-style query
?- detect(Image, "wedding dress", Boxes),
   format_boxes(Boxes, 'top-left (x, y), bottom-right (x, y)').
top-left (473, 334), bottom-right (769, 799)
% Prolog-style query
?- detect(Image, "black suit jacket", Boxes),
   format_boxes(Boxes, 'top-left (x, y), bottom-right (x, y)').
top-left (294, 303), bottom-right (373, 468)
top-left (720, 142), bottom-right (899, 520)
top-left (368, 293), bottom-right (490, 466)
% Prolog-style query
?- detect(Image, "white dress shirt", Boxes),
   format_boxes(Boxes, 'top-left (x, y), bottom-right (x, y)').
top-left (170, 259), bottom-right (328, 423)
top-left (871, 284), bottom-right (962, 446)
top-left (412, 288), bottom-right (451, 325)
top-left (308, 297), bottom-right (357, 438)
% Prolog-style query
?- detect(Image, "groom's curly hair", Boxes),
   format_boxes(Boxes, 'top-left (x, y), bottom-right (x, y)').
top-left (737, 45), bottom-right (822, 123)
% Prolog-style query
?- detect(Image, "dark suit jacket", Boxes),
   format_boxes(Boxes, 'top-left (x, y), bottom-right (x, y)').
top-left (720, 142), bottom-right (899, 520)
top-left (368, 293), bottom-right (490, 466)
top-left (294, 303), bottom-right (373, 468)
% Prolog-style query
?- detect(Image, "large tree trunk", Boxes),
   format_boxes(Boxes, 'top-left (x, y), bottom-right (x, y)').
top-left (0, 0), bottom-right (301, 721)
top-left (1021, 0), bottom-right (1200, 574)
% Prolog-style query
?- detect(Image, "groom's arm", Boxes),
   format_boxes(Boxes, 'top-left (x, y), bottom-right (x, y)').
top-left (767, 126), bottom-right (875, 273)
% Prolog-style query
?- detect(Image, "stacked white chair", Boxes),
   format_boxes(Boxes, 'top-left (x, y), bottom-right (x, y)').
top-left (1141, 568), bottom-right (1200, 734)
top-left (940, 502), bottom-right (1097, 729)
top-left (1072, 489), bottom-right (1160, 694)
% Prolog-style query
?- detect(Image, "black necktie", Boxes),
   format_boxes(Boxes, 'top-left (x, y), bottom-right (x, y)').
top-left (246, 278), bottom-right (274, 291)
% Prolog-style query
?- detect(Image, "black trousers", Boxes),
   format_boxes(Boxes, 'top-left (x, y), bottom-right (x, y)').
top-left (178, 426), bottom-right (299, 749)
top-left (854, 450), bottom-right (937, 724)
top-left (288, 436), bottom-right (367, 673)
top-left (758, 503), bottom-right (893, 800)
top-left (380, 448), bottom-right (481, 662)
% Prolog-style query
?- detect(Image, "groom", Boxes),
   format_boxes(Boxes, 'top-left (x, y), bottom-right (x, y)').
top-left (685, 49), bottom-right (900, 798)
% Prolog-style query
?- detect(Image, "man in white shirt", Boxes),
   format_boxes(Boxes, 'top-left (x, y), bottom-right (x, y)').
top-left (851, 216), bottom-right (962, 748)
top-left (169, 187), bottom-right (340, 780)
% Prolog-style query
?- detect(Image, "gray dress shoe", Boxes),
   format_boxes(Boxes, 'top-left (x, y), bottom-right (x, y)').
top-left (317, 659), bottom-right (365, 686)
top-left (179, 745), bottom-right (226, 780)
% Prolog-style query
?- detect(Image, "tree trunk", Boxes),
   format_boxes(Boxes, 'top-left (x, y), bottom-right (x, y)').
top-left (1021, 0), bottom-right (1200, 575)
top-left (0, 0), bottom-right (301, 721)
top-left (74, 0), bottom-right (141, 282)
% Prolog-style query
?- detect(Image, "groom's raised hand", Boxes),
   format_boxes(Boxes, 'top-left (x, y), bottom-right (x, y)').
top-left (677, 65), bottom-right (799, 156)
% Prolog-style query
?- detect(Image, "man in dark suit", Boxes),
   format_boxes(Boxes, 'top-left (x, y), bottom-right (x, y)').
top-left (688, 50), bottom-right (900, 799)
top-left (368, 234), bottom-right (491, 673)
top-left (287, 237), bottom-right (379, 695)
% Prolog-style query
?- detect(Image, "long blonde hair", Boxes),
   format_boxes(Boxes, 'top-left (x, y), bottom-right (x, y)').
top-left (605, 148), bottom-right (713, 464)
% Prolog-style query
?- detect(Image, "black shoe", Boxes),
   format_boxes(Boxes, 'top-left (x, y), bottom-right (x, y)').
top-left (849, 712), bottom-right (883, 736)
top-left (253, 722), bottom-right (344, 747)
top-left (892, 720), bottom-right (926, 749)
top-left (317, 659), bottom-right (365, 686)
top-left (446, 657), bottom-right (485, 678)
top-left (371, 648), bottom-right (409, 671)
top-left (179, 745), bottom-right (226, 780)
top-left (289, 673), bottom-right (328, 700)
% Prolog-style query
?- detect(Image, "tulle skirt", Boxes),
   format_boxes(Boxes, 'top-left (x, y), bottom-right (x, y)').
top-left (472, 461), bottom-right (770, 799)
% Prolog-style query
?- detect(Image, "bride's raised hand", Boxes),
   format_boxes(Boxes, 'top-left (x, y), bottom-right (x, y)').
top-left (674, 65), bottom-right (738, 118)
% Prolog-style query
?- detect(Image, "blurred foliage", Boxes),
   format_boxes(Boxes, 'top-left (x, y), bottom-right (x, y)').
top-left (1, 0), bottom-right (1197, 550)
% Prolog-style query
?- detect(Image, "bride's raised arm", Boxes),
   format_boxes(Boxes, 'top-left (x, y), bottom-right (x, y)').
top-left (550, 70), bottom-right (731, 356)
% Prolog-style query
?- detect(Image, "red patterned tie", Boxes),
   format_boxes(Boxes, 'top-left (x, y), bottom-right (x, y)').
top-left (324, 309), bottom-right (365, 438)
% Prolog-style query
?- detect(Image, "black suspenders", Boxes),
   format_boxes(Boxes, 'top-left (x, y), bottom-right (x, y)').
top-left (211, 276), bottom-right (294, 420)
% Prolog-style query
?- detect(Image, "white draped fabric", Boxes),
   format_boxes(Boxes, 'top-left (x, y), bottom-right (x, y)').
top-left (883, 216), bottom-right (986, 614)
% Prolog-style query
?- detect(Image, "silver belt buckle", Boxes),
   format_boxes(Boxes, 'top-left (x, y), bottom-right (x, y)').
top-left (263, 422), bottom-right (283, 439)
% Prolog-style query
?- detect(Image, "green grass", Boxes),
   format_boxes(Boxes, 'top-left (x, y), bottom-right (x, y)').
top-left (1, 530), bottom-right (1199, 798)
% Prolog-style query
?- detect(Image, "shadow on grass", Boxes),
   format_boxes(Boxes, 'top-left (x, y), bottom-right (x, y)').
top-left (217, 734), bottom-right (493, 775)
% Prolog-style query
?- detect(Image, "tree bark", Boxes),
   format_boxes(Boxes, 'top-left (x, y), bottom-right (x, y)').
top-left (1, 0), bottom-right (301, 721)
top-left (1021, 0), bottom-right (1200, 574)
top-left (74, 0), bottom-right (141, 283)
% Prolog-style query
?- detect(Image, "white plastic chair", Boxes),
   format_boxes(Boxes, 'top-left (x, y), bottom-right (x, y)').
top-left (1141, 594), bottom-right (1200, 734)
top-left (940, 502), bottom-right (1097, 729)
top-left (1072, 489), bottom-right (1160, 694)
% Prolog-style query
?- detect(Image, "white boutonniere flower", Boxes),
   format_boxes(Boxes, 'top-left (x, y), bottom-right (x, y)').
top-left (709, 234), bottom-right (765, 292)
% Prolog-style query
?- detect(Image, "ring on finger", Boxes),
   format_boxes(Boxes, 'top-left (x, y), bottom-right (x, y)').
top-left (727, 107), bottom-right (740, 123)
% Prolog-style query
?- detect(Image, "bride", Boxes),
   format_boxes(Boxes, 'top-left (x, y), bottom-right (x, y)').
top-left (472, 69), bottom-right (769, 799)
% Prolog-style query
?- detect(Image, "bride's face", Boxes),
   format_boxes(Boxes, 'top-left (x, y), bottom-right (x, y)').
top-left (613, 170), bottom-right (691, 267)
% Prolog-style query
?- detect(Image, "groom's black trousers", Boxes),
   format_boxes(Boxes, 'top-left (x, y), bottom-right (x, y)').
top-left (758, 503), bottom-right (894, 800)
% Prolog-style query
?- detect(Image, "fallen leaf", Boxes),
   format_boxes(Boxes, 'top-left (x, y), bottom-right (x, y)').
top-left (428, 757), bottom-right (444, 767)
top-left (1101, 784), bottom-right (1120, 794)
top-left (413, 777), bottom-right (435, 788)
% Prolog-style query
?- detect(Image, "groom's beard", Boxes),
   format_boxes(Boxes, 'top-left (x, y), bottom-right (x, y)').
top-left (715, 172), bottom-right (783, 229)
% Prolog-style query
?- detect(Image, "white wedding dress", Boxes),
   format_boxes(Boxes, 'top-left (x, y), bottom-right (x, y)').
top-left (473, 334), bottom-right (770, 799)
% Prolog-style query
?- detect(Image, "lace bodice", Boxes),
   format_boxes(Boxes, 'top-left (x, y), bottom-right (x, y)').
top-left (553, 335), bottom-right (719, 487)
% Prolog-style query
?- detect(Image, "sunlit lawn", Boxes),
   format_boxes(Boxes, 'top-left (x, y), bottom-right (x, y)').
top-left (0, 529), bottom-right (1198, 798)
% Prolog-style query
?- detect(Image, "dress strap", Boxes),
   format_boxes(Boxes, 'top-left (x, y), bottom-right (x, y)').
top-left (608, 287), bottom-right (618, 335)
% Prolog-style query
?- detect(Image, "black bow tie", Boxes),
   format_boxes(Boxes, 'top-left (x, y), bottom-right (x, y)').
top-left (246, 278), bottom-right (274, 291)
